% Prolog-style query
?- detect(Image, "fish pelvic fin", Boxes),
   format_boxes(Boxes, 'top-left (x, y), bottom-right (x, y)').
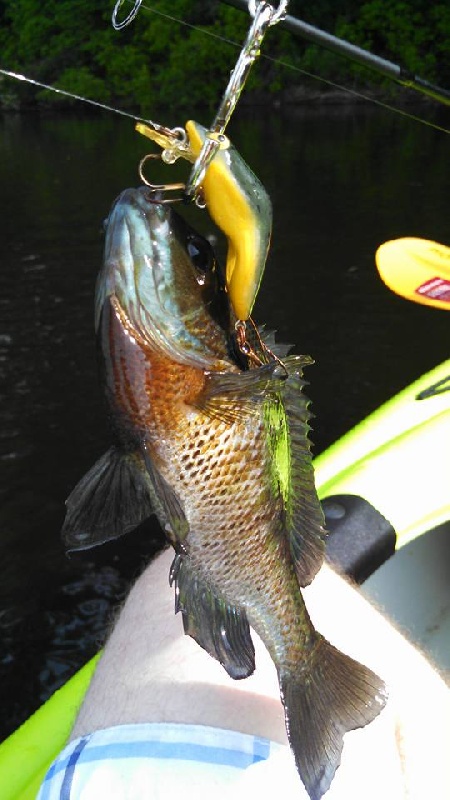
top-left (62, 447), bottom-right (154, 551)
top-left (280, 636), bottom-right (388, 800)
top-left (170, 554), bottom-right (255, 680)
top-left (143, 450), bottom-right (190, 544)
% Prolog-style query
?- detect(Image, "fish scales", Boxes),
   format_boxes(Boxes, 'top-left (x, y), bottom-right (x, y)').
top-left (169, 404), bottom-right (312, 671)
top-left (63, 187), bottom-right (387, 800)
top-left (107, 289), bottom-right (309, 667)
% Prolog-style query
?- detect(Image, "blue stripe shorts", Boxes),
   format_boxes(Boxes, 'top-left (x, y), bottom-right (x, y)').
top-left (37, 723), bottom-right (301, 799)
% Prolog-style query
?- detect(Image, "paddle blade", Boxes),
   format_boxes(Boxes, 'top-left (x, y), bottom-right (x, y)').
top-left (375, 237), bottom-right (450, 310)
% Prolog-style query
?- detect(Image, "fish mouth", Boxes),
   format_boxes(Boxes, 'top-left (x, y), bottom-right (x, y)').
top-left (96, 187), bottom-right (229, 370)
top-left (111, 187), bottom-right (174, 318)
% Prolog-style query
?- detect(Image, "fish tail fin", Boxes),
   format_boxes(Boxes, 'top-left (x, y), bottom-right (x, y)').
top-left (280, 635), bottom-right (387, 800)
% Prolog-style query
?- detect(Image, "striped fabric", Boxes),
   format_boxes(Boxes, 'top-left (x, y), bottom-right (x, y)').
top-left (37, 723), bottom-right (299, 800)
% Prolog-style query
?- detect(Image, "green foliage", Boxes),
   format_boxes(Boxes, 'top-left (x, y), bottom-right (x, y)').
top-left (39, 66), bottom-right (110, 104)
top-left (336, 1), bottom-right (450, 86)
top-left (0, 0), bottom-right (450, 111)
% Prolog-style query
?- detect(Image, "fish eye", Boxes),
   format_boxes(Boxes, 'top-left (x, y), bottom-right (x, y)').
top-left (187, 235), bottom-right (215, 274)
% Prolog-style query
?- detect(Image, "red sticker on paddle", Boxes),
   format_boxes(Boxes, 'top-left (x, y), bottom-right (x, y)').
top-left (416, 277), bottom-right (450, 303)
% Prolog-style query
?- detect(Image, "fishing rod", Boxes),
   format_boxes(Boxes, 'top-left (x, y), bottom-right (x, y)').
top-left (222, 0), bottom-right (450, 107)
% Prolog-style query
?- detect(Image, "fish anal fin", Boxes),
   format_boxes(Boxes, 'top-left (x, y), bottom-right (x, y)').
top-left (282, 357), bottom-right (328, 586)
top-left (62, 447), bottom-right (154, 551)
top-left (170, 554), bottom-right (255, 680)
top-left (280, 636), bottom-right (387, 800)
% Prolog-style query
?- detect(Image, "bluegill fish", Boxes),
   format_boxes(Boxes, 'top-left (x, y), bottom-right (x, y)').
top-left (63, 186), bottom-right (387, 800)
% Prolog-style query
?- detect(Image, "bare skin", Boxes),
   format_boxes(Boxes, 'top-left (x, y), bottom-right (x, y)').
top-left (71, 548), bottom-right (450, 799)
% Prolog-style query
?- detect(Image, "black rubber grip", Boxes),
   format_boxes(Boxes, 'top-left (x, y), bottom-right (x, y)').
top-left (322, 494), bottom-right (396, 584)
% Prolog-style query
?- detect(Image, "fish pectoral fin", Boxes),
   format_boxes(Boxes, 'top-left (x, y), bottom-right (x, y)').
top-left (283, 357), bottom-right (328, 586)
top-left (170, 554), bottom-right (255, 680)
top-left (62, 447), bottom-right (154, 551)
top-left (193, 362), bottom-right (283, 423)
top-left (280, 637), bottom-right (387, 800)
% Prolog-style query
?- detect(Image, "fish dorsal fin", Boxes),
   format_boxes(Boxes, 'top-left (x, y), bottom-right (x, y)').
top-left (170, 554), bottom-right (255, 680)
top-left (62, 448), bottom-right (154, 551)
top-left (257, 325), bottom-right (293, 360)
top-left (193, 362), bottom-right (283, 423)
top-left (282, 356), bottom-right (327, 586)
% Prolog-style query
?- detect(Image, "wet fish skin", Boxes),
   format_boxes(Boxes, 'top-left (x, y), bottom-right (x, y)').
top-left (62, 186), bottom-right (387, 800)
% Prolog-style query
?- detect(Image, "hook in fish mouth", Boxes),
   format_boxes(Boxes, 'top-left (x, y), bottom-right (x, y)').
top-left (136, 118), bottom-right (272, 320)
top-left (137, 152), bottom-right (207, 209)
top-left (138, 154), bottom-right (187, 204)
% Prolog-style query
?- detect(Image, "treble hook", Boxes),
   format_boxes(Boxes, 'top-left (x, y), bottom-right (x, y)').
top-left (138, 154), bottom-right (186, 203)
top-left (112, 0), bottom-right (143, 30)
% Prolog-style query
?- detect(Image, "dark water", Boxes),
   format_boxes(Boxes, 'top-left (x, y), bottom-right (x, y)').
top-left (0, 106), bottom-right (448, 740)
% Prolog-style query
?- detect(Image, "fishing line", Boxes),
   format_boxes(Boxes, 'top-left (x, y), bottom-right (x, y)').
top-left (1, 0), bottom-right (449, 136)
top-left (0, 67), bottom-right (150, 123)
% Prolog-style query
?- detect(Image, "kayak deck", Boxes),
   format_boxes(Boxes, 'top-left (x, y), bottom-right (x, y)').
top-left (363, 521), bottom-right (450, 678)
